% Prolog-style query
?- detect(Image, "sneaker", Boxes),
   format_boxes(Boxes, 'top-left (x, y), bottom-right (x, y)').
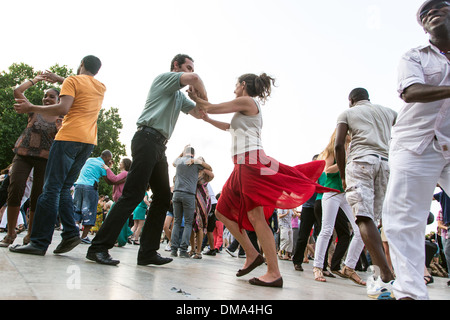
top-left (165, 244), bottom-right (171, 252)
top-left (81, 237), bottom-right (91, 244)
top-left (171, 250), bottom-right (178, 257)
top-left (367, 276), bottom-right (395, 300)
top-left (225, 248), bottom-right (237, 257)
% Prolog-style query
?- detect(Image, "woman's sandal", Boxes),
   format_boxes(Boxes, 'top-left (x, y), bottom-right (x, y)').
top-left (424, 275), bottom-right (434, 285)
top-left (341, 266), bottom-right (366, 286)
top-left (313, 267), bottom-right (326, 282)
top-left (16, 225), bottom-right (26, 234)
top-left (0, 234), bottom-right (16, 247)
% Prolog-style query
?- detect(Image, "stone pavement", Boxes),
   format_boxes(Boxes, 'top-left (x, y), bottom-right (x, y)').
top-left (0, 230), bottom-right (449, 302)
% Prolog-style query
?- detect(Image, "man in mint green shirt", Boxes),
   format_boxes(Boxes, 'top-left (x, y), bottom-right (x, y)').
top-left (88, 54), bottom-right (207, 266)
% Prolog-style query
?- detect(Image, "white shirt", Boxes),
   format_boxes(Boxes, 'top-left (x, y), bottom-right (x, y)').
top-left (229, 99), bottom-right (263, 156)
top-left (395, 43), bottom-right (450, 159)
top-left (206, 183), bottom-right (217, 205)
top-left (337, 100), bottom-right (397, 161)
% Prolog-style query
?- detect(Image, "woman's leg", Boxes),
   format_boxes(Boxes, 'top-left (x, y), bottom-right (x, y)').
top-left (313, 193), bottom-right (341, 269)
top-left (247, 206), bottom-right (281, 282)
top-left (215, 210), bottom-right (260, 269)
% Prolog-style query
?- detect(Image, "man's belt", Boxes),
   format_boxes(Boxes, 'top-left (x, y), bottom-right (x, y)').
top-left (137, 126), bottom-right (168, 145)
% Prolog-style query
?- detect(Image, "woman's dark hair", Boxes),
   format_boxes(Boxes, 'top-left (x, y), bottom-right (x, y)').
top-left (122, 158), bottom-right (132, 172)
top-left (170, 54), bottom-right (194, 71)
top-left (82, 55), bottom-right (102, 75)
top-left (47, 87), bottom-right (60, 96)
top-left (238, 73), bottom-right (276, 104)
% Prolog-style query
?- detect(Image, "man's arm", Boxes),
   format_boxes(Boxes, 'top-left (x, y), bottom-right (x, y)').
top-left (334, 123), bottom-right (349, 190)
top-left (14, 95), bottom-right (73, 116)
top-left (202, 169), bottom-right (214, 183)
top-left (180, 73), bottom-right (208, 101)
top-left (401, 83), bottom-right (450, 103)
top-left (194, 158), bottom-right (212, 171)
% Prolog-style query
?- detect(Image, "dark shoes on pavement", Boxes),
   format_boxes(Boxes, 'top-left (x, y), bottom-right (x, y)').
top-left (137, 253), bottom-right (173, 266)
top-left (86, 251), bottom-right (172, 267)
top-left (236, 254), bottom-right (265, 277)
top-left (9, 236), bottom-right (82, 256)
top-left (249, 277), bottom-right (283, 288)
top-left (9, 243), bottom-right (46, 256)
top-left (53, 236), bottom-right (81, 254)
top-left (86, 251), bottom-right (120, 266)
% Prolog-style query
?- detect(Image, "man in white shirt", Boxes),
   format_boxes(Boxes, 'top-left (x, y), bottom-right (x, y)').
top-left (382, 0), bottom-right (450, 300)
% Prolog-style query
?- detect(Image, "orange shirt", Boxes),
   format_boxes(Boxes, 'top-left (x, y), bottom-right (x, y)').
top-left (55, 75), bottom-right (106, 145)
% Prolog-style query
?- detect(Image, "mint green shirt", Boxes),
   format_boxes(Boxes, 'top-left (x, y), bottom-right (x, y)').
top-left (136, 72), bottom-right (195, 139)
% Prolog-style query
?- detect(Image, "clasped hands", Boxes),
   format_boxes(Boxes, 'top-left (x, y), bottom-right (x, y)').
top-left (187, 86), bottom-right (210, 121)
top-left (14, 70), bottom-right (63, 114)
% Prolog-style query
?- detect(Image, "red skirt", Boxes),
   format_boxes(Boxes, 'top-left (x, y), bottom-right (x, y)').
top-left (216, 150), bottom-right (339, 231)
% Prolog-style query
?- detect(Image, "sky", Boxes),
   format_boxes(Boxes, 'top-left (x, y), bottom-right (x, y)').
top-left (0, 0), bottom-right (442, 233)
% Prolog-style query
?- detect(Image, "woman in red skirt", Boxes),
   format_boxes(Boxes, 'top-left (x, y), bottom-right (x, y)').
top-left (188, 73), bottom-right (337, 287)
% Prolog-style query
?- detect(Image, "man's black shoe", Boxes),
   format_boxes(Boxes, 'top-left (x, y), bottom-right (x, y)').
top-left (9, 243), bottom-right (46, 256)
top-left (53, 236), bottom-right (81, 254)
top-left (137, 253), bottom-right (173, 266)
top-left (86, 251), bottom-right (120, 266)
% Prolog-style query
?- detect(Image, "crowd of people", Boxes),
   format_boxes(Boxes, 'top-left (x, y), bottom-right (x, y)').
top-left (0, 0), bottom-right (448, 300)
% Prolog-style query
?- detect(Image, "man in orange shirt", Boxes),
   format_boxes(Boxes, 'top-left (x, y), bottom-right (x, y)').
top-left (10, 55), bottom-right (106, 256)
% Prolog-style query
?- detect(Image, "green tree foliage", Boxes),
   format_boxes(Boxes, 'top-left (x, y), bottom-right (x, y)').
top-left (0, 63), bottom-right (127, 198)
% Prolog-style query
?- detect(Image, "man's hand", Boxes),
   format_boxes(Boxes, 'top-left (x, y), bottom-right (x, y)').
top-left (14, 98), bottom-right (33, 114)
top-left (341, 178), bottom-right (347, 191)
top-left (187, 86), bottom-right (199, 102)
top-left (42, 71), bottom-right (65, 84)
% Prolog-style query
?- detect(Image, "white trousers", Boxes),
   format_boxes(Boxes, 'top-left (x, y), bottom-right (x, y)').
top-left (383, 140), bottom-right (450, 300)
top-left (313, 192), bottom-right (365, 269)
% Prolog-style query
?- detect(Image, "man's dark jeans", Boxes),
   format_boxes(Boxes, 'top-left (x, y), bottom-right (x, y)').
top-left (88, 129), bottom-right (171, 260)
top-left (30, 141), bottom-right (94, 250)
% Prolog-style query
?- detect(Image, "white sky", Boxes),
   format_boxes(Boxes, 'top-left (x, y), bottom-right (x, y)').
top-left (0, 0), bottom-right (442, 233)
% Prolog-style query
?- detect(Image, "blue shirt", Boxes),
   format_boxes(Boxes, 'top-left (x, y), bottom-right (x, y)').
top-left (434, 190), bottom-right (450, 226)
top-left (75, 157), bottom-right (106, 186)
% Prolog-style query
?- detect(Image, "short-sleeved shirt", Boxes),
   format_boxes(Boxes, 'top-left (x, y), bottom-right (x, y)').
top-left (277, 209), bottom-right (293, 229)
top-left (337, 100), bottom-right (397, 162)
top-left (75, 157), bottom-right (107, 186)
top-left (55, 75), bottom-right (106, 145)
top-left (136, 72), bottom-right (196, 139)
top-left (395, 43), bottom-right (450, 159)
top-left (173, 156), bottom-right (203, 195)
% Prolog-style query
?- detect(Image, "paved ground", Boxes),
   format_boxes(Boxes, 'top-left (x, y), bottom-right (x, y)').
top-left (0, 230), bottom-right (448, 304)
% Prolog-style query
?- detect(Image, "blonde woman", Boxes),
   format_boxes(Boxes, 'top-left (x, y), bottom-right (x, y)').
top-left (312, 129), bottom-right (365, 285)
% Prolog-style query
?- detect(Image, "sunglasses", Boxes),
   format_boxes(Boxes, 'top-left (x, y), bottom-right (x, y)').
top-left (420, 1), bottom-right (450, 22)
